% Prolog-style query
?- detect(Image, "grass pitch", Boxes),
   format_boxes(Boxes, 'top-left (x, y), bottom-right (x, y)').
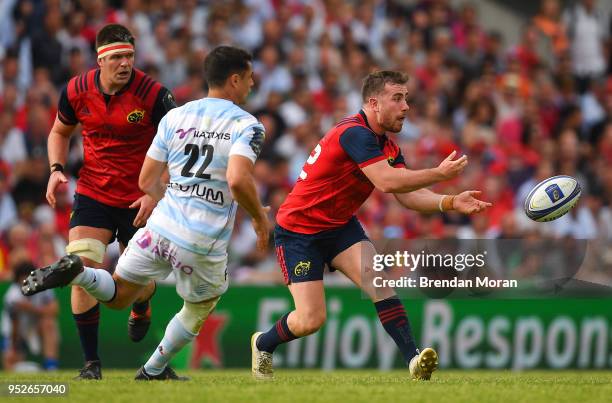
top-left (1, 369), bottom-right (611, 403)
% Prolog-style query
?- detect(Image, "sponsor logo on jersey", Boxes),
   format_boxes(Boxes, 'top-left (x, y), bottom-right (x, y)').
top-left (176, 127), bottom-right (231, 141)
top-left (168, 182), bottom-right (225, 206)
top-left (294, 261), bottom-right (311, 277)
top-left (249, 126), bottom-right (265, 156)
top-left (127, 108), bottom-right (145, 124)
top-left (136, 230), bottom-right (152, 249)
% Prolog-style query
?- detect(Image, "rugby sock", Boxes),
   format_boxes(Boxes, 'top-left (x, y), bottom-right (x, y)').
top-left (73, 303), bottom-right (100, 362)
top-left (256, 312), bottom-right (297, 353)
top-left (71, 267), bottom-right (116, 302)
top-left (375, 297), bottom-right (419, 364)
top-left (144, 315), bottom-right (196, 376)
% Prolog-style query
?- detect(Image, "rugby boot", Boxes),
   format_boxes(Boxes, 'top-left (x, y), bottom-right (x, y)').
top-left (74, 360), bottom-right (102, 380)
top-left (21, 255), bottom-right (83, 296)
top-left (251, 332), bottom-right (274, 380)
top-left (134, 366), bottom-right (189, 381)
top-left (128, 304), bottom-right (152, 342)
top-left (409, 347), bottom-right (439, 380)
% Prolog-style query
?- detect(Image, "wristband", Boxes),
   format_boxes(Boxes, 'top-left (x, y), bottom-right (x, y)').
top-left (50, 163), bottom-right (64, 173)
top-left (439, 195), bottom-right (455, 212)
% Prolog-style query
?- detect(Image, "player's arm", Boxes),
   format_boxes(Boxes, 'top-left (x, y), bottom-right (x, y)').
top-left (227, 155), bottom-right (270, 252)
top-left (227, 123), bottom-right (269, 252)
top-left (138, 156), bottom-right (168, 202)
top-left (361, 150), bottom-right (467, 193)
top-left (47, 87), bottom-right (78, 208)
top-left (394, 188), bottom-right (492, 214)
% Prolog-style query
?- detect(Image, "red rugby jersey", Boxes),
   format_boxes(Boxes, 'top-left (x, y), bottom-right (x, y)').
top-left (58, 69), bottom-right (172, 208)
top-left (277, 111), bottom-right (406, 234)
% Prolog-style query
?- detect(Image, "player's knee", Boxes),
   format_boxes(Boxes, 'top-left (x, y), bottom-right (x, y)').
top-left (295, 311), bottom-right (326, 335)
top-left (176, 297), bottom-right (220, 335)
top-left (66, 238), bottom-right (107, 264)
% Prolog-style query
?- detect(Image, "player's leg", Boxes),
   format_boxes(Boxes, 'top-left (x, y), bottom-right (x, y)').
top-left (67, 223), bottom-right (113, 380)
top-left (115, 210), bottom-right (156, 342)
top-left (329, 219), bottom-right (437, 380)
top-left (135, 297), bottom-right (217, 381)
top-left (38, 315), bottom-right (59, 370)
top-left (136, 244), bottom-right (227, 381)
top-left (252, 225), bottom-right (327, 379)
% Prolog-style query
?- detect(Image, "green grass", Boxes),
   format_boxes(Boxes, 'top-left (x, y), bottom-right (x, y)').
top-left (1, 370), bottom-right (611, 403)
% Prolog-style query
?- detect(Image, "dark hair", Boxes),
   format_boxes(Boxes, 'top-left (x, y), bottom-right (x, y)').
top-left (361, 71), bottom-right (409, 102)
top-left (96, 24), bottom-right (135, 49)
top-left (204, 46), bottom-right (252, 88)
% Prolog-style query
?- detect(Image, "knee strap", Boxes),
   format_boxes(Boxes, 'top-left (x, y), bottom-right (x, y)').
top-left (176, 297), bottom-right (220, 334)
top-left (66, 238), bottom-right (107, 264)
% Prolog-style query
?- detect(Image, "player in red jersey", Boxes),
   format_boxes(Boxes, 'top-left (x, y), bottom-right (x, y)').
top-left (252, 71), bottom-right (491, 380)
top-left (45, 24), bottom-right (176, 379)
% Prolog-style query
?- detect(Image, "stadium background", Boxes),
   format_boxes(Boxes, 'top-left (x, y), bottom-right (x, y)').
top-left (0, 0), bottom-right (611, 372)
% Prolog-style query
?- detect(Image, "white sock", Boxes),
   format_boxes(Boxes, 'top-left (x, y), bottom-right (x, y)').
top-left (144, 315), bottom-right (196, 375)
top-left (70, 267), bottom-right (116, 302)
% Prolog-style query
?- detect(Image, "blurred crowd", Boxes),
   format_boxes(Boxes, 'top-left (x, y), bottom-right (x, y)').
top-left (0, 0), bottom-right (611, 291)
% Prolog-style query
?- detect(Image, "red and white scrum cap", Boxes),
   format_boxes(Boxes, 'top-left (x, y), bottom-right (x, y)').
top-left (97, 42), bottom-right (134, 59)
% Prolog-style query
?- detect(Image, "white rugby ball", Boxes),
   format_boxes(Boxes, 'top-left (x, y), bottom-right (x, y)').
top-left (524, 175), bottom-right (581, 222)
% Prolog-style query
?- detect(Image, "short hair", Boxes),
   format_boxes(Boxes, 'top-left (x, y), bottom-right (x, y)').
top-left (204, 46), bottom-right (252, 88)
top-left (96, 24), bottom-right (135, 49)
top-left (361, 71), bottom-right (409, 102)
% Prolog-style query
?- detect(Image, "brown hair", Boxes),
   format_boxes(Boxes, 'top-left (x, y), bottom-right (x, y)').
top-left (361, 71), bottom-right (409, 102)
top-left (96, 24), bottom-right (135, 49)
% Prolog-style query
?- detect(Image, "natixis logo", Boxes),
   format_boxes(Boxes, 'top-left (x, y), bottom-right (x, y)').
top-left (176, 127), bottom-right (196, 139)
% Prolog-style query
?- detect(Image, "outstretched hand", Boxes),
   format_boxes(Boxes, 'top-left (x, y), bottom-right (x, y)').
top-left (437, 150), bottom-right (468, 180)
top-left (453, 190), bottom-right (492, 214)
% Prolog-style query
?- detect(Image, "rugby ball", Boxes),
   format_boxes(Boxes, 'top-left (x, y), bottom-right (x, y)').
top-left (524, 175), bottom-right (581, 222)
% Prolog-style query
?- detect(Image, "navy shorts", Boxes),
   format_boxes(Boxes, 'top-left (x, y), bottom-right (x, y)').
top-left (274, 216), bottom-right (369, 284)
top-left (69, 193), bottom-right (139, 246)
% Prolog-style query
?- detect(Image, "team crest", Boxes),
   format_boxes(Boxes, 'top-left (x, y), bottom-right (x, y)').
top-left (294, 261), bottom-right (311, 277)
top-left (127, 108), bottom-right (145, 124)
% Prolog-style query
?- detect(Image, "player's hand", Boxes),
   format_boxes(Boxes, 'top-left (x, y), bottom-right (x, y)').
top-left (130, 195), bottom-right (158, 227)
top-left (252, 206), bottom-right (271, 252)
top-left (46, 171), bottom-right (68, 208)
top-left (453, 190), bottom-right (492, 214)
top-left (436, 150), bottom-right (468, 180)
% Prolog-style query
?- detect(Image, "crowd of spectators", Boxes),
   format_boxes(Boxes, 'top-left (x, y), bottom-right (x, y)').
top-left (0, 0), bottom-right (610, 291)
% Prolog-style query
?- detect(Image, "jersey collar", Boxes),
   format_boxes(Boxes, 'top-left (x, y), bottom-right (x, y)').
top-left (359, 109), bottom-right (386, 137)
top-left (95, 69), bottom-right (136, 96)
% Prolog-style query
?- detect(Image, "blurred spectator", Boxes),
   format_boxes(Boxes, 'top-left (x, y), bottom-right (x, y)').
top-left (533, 0), bottom-right (568, 67)
top-left (563, 0), bottom-right (609, 93)
top-left (1, 261), bottom-right (59, 371)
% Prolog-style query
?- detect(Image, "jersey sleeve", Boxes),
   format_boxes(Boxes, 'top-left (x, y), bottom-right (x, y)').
top-left (229, 117), bottom-right (266, 164)
top-left (392, 149), bottom-right (406, 168)
top-left (146, 114), bottom-right (170, 162)
top-left (57, 86), bottom-right (78, 126)
top-left (151, 87), bottom-right (177, 129)
top-left (339, 126), bottom-right (387, 168)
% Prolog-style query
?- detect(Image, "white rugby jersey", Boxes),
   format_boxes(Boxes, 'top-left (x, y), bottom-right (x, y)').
top-left (145, 97), bottom-right (264, 255)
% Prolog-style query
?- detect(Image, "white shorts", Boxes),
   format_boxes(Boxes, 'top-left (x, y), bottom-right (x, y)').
top-left (115, 228), bottom-right (229, 302)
